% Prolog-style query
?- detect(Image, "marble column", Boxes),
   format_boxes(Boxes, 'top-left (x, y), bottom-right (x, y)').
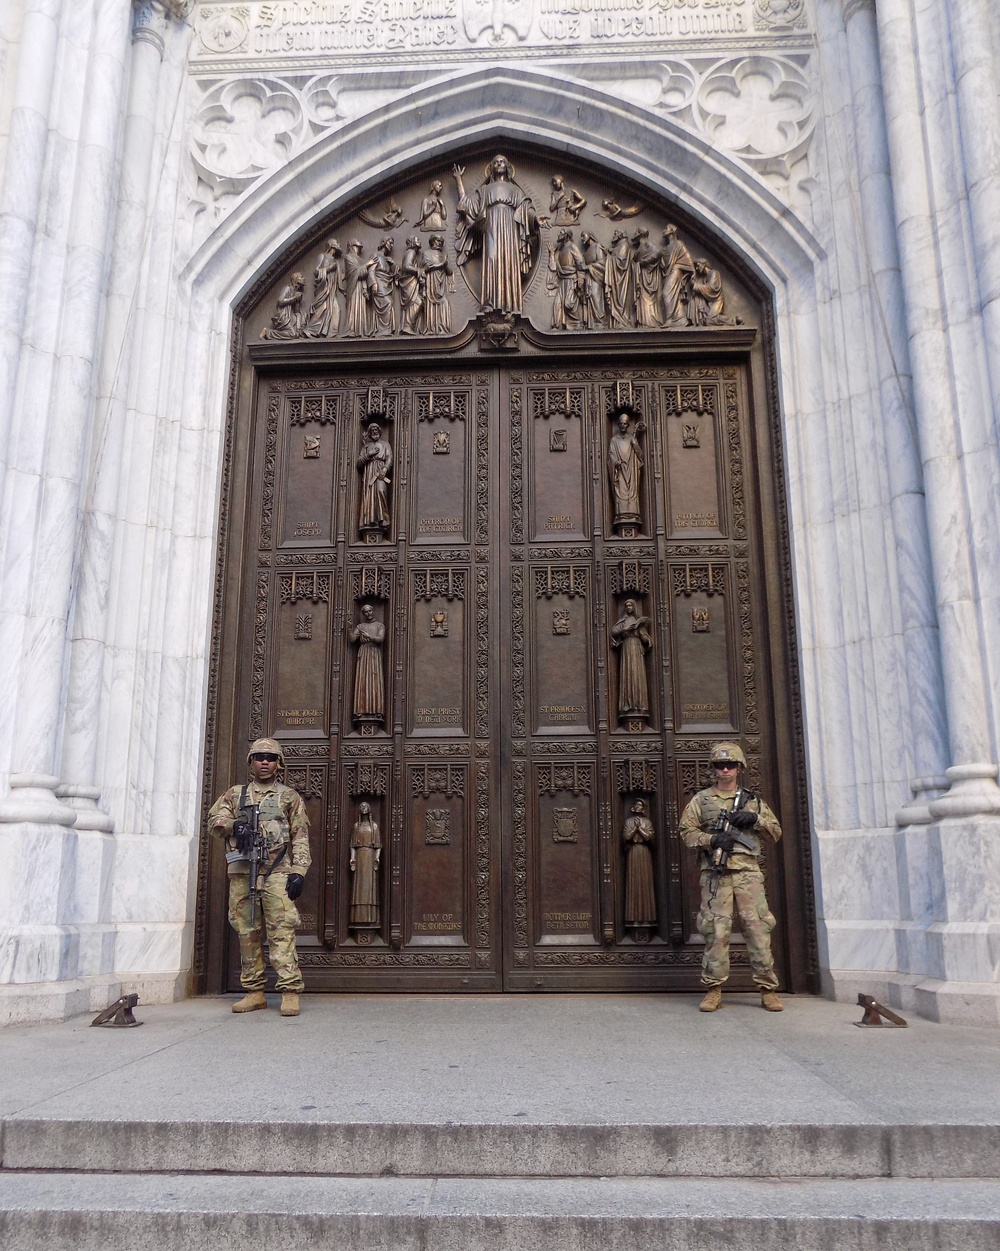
top-left (874, 0), bottom-right (1000, 1023)
top-left (0, 0), bottom-right (138, 1019)
top-left (60, 0), bottom-right (176, 828)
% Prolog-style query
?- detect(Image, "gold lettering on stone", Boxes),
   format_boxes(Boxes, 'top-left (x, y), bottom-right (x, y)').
top-left (294, 520), bottom-right (322, 536)
top-left (545, 515), bottom-right (574, 530)
top-left (674, 512), bottom-right (718, 528)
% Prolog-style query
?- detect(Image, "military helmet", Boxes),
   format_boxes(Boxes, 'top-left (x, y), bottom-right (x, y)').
top-left (710, 741), bottom-right (746, 768)
top-left (247, 736), bottom-right (285, 768)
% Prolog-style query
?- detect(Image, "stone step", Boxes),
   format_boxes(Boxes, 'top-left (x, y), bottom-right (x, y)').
top-left (3, 1116), bottom-right (998, 1179)
top-left (1, 1172), bottom-right (999, 1251)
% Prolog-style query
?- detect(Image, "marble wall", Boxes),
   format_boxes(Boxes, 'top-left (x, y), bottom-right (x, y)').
top-left (0, 0), bottom-right (997, 1025)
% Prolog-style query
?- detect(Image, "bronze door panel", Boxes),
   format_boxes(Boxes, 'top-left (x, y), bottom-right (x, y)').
top-left (213, 359), bottom-right (800, 993)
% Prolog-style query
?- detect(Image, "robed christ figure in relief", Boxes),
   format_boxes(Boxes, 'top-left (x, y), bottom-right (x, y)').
top-left (453, 154), bottom-right (539, 316)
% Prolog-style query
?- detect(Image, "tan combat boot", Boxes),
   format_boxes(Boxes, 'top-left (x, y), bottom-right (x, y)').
top-left (761, 990), bottom-right (784, 1012)
top-left (280, 992), bottom-right (301, 1017)
top-left (232, 990), bottom-right (267, 1013)
top-left (699, 986), bottom-right (723, 1012)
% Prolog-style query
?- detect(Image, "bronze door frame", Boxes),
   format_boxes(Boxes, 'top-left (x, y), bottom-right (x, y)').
top-left (196, 329), bottom-right (817, 996)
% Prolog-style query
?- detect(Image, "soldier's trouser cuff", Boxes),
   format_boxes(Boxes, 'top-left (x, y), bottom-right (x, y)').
top-left (700, 978), bottom-right (725, 987)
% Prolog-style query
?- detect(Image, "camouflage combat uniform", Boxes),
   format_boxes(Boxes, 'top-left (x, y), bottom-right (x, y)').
top-left (208, 779), bottom-right (311, 993)
top-left (679, 786), bottom-right (782, 990)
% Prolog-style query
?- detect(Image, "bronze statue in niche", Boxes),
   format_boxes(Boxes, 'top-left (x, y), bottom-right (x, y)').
top-left (453, 154), bottom-right (539, 316)
top-left (349, 800), bottom-right (381, 932)
top-left (348, 604), bottom-right (386, 728)
top-left (607, 410), bottom-right (643, 532)
top-left (357, 422), bottom-right (392, 539)
top-left (622, 799), bottom-right (656, 941)
top-left (610, 598), bottom-right (652, 723)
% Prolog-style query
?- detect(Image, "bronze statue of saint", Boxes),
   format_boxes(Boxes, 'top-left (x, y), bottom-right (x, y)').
top-left (343, 239), bottom-right (373, 337)
top-left (368, 238), bottom-right (397, 335)
top-left (260, 272), bottom-right (305, 340)
top-left (349, 800), bottom-right (381, 929)
top-left (304, 240), bottom-right (343, 338)
top-left (623, 799), bottom-right (656, 940)
top-left (607, 411), bottom-right (643, 527)
top-left (580, 232), bottom-right (606, 327)
top-left (547, 229), bottom-right (586, 330)
top-left (453, 154), bottom-right (539, 316)
top-left (604, 229), bottom-right (634, 328)
top-left (398, 237), bottom-right (424, 335)
top-left (415, 179), bottom-right (448, 231)
top-left (631, 227), bottom-right (662, 328)
top-left (659, 224), bottom-right (694, 328)
top-left (348, 603), bottom-right (385, 725)
top-left (610, 598), bottom-right (652, 718)
top-left (357, 422), bottom-right (392, 537)
top-left (549, 175), bottom-right (587, 225)
top-left (690, 259), bottom-right (739, 326)
top-left (422, 235), bottom-right (454, 335)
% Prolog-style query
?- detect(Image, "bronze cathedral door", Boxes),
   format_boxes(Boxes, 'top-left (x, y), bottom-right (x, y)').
top-left (198, 150), bottom-right (815, 996)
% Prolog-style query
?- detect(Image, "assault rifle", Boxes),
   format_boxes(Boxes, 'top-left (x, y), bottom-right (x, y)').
top-left (707, 787), bottom-right (759, 901)
top-left (236, 786), bottom-right (268, 927)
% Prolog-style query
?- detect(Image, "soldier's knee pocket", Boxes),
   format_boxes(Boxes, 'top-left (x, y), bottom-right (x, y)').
top-left (756, 899), bottom-right (776, 931)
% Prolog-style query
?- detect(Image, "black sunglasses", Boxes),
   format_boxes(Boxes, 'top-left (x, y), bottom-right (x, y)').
top-left (713, 762), bottom-right (738, 769)
top-left (252, 753), bottom-right (280, 763)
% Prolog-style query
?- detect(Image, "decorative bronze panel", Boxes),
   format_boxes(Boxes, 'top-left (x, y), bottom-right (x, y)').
top-left (201, 150), bottom-right (811, 998)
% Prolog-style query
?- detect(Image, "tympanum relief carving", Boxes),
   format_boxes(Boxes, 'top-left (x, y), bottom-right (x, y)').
top-left (254, 153), bottom-right (752, 344)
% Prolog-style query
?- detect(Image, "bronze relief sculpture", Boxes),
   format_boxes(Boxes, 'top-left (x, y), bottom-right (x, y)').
top-left (257, 162), bottom-right (744, 343)
top-left (349, 800), bottom-right (381, 932)
top-left (610, 598), bottom-right (653, 724)
top-left (622, 799), bottom-right (656, 941)
top-left (348, 604), bottom-right (386, 729)
top-left (303, 239), bottom-right (343, 338)
top-left (453, 154), bottom-right (539, 316)
top-left (357, 421), bottom-right (392, 539)
top-left (607, 410), bottom-right (643, 531)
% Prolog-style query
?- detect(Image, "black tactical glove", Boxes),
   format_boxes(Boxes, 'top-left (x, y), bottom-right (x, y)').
top-left (232, 821), bottom-right (251, 855)
top-left (729, 809), bottom-right (758, 831)
top-left (286, 874), bottom-right (305, 901)
top-left (710, 830), bottom-right (736, 854)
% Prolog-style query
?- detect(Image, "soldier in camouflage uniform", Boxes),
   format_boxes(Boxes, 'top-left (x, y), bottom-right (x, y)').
top-left (679, 741), bottom-right (784, 1013)
top-left (208, 738), bottom-right (311, 1017)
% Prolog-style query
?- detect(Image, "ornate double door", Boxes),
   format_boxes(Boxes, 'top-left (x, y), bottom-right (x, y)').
top-left (213, 355), bottom-right (799, 993)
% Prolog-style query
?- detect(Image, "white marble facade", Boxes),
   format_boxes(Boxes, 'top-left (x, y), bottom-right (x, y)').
top-left (0, 0), bottom-right (997, 1025)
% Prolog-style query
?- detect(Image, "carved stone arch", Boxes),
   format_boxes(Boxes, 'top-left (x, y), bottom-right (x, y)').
top-left (183, 66), bottom-right (823, 316)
